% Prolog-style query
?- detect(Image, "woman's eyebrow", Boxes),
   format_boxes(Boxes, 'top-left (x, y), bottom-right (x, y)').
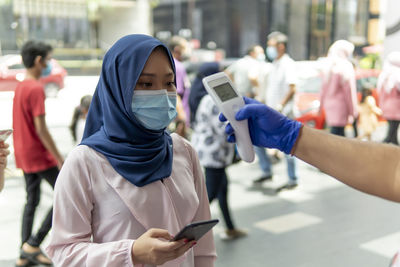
top-left (140, 73), bottom-right (155, 77)
top-left (140, 72), bottom-right (174, 78)
top-left (140, 72), bottom-right (174, 76)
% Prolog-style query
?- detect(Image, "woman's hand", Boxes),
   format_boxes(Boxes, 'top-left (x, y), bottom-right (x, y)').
top-left (132, 228), bottom-right (196, 266)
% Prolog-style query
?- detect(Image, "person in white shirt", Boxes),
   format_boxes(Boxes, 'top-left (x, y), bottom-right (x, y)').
top-left (226, 45), bottom-right (276, 184)
top-left (225, 45), bottom-right (264, 98)
top-left (265, 31), bottom-right (298, 192)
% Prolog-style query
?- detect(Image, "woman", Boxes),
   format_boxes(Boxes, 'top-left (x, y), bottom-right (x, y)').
top-left (320, 40), bottom-right (358, 136)
top-left (46, 35), bottom-right (216, 266)
top-left (190, 62), bottom-right (247, 240)
top-left (377, 51), bottom-right (400, 145)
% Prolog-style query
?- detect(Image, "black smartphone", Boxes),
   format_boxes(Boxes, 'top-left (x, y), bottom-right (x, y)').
top-left (171, 219), bottom-right (219, 242)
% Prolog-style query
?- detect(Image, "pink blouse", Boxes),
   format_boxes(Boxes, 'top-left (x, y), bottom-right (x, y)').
top-left (46, 134), bottom-right (216, 267)
top-left (378, 86), bottom-right (400, 121)
top-left (320, 60), bottom-right (358, 126)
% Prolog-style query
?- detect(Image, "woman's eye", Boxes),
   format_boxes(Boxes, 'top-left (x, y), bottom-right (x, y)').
top-left (138, 82), bottom-right (152, 88)
top-left (166, 81), bottom-right (176, 87)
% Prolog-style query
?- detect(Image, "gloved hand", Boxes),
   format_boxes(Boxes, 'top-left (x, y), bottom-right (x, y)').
top-left (219, 97), bottom-right (302, 154)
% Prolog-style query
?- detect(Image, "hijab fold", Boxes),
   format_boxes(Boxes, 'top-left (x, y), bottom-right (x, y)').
top-left (377, 51), bottom-right (400, 93)
top-left (323, 40), bottom-right (355, 83)
top-left (81, 34), bottom-right (176, 187)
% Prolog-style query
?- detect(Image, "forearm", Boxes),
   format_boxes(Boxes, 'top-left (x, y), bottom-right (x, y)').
top-left (294, 126), bottom-right (400, 202)
top-left (47, 239), bottom-right (135, 267)
top-left (37, 128), bottom-right (62, 162)
top-left (194, 256), bottom-right (216, 267)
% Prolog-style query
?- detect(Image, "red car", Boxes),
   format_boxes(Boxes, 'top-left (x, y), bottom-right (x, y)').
top-left (0, 54), bottom-right (67, 97)
top-left (293, 60), bottom-right (382, 129)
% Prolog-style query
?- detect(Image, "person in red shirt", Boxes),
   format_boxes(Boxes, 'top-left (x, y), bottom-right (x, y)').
top-left (13, 40), bottom-right (64, 267)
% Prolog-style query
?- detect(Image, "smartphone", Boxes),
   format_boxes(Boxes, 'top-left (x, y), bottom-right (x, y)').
top-left (171, 219), bottom-right (219, 242)
top-left (0, 129), bottom-right (12, 142)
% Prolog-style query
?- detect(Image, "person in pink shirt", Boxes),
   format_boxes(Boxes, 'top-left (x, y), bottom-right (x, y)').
top-left (320, 40), bottom-right (358, 136)
top-left (377, 51), bottom-right (400, 145)
top-left (46, 34), bottom-right (216, 267)
top-left (168, 36), bottom-right (191, 137)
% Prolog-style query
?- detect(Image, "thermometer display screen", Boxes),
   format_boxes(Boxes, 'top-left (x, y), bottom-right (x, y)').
top-left (214, 82), bottom-right (238, 102)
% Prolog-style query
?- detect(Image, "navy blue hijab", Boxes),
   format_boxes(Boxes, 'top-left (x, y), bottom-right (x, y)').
top-left (81, 34), bottom-right (175, 187)
top-left (189, 62), bottom-right (220, 124)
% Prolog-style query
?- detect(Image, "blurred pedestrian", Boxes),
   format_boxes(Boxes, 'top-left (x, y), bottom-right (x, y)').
top-left (190, 62), bottom-right (247, 240)
top-left (264, 31), bottom-right (298, 191)
top-left (69, 94), bottom-right (92, 144)
top-left (357, 84), bottom-right (382, 141)
top-left (46, 34), bottom-right (216, 266)
top-left (13, 41), bottom-right (64, 266)
top-left (320, 40), bottom-right (358, 137)
top-left (377, 51), bottom-right (400, 145)
top-left (225, 45), bottom-right (274, 183)
top-left (0, 141), bottom-right (10, 192)
top-left (168, 36), bottom-right (191, 135)
top-left (225, 45), bottom-right (264, 98)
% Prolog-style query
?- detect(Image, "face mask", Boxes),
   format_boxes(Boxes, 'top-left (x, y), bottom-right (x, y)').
top-left (257, 53), bottom-right (266, 62)
top-left (41, 61), bottom-right (52, 77)
top-left (131, 89), bottom-right (177, 131)
top-left (266, 46), bottom-right (278, 61)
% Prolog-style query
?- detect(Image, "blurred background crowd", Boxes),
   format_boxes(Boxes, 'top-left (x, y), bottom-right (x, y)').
top-left (1, 0), bottom-right (400, 266)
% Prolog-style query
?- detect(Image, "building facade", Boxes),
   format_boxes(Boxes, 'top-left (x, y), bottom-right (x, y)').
top-left (0, 0), bottom-right (152, 53)
top-left (153, 0), bottom-right (384, 60)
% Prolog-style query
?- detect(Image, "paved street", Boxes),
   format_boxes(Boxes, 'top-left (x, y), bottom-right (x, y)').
top-left (0, 77), bottom-right (400, 266)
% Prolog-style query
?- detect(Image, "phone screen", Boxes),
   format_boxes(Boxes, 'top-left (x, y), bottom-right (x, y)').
top-left (171, 219), bottom-right (219, 242)
top-left (213, 82), bottom-right (238, 102)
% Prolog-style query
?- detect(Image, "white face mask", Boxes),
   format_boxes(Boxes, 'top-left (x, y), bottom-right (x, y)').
top-left (266, 46), bottom-right (278, 61)
top-left (131, 89), bottom-right (177, 130)
top-left (257, 54), bottom-right (266, 62)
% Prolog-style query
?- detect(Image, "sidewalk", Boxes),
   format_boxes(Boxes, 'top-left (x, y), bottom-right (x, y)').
top-left (1, 155), bottom-right (399, 266)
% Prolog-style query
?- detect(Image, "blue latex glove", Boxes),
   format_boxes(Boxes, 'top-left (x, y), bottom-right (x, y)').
top-left (219, 97), bottom-right (302, 154)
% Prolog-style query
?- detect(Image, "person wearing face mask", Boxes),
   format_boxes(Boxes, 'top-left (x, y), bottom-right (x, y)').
top-left (225, 45), bottom-right (265, 98)
top-left (13, 41), bottom-right (64, 267)
top-left (320, 40), bottom-right (358, 137)
top-left (46, 35), bottom-right (216, 267)
top-left (225, 45), bottom-right (275, 185)
top-left (264, 31), bottom-right (299, 191)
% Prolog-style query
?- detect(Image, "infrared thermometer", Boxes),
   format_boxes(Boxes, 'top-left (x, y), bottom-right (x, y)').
top-left (202, 72), bottom-right (255, 163)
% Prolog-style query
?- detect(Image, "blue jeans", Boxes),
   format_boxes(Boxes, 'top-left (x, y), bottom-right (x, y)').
top-left (285, 154), bottom-right (297, 185)
top-left (254, 146), bottom-right (272, 176)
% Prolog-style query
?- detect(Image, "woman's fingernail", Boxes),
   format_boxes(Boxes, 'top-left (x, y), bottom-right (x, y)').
top-left (184, 239), bottom-right (189, 243)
